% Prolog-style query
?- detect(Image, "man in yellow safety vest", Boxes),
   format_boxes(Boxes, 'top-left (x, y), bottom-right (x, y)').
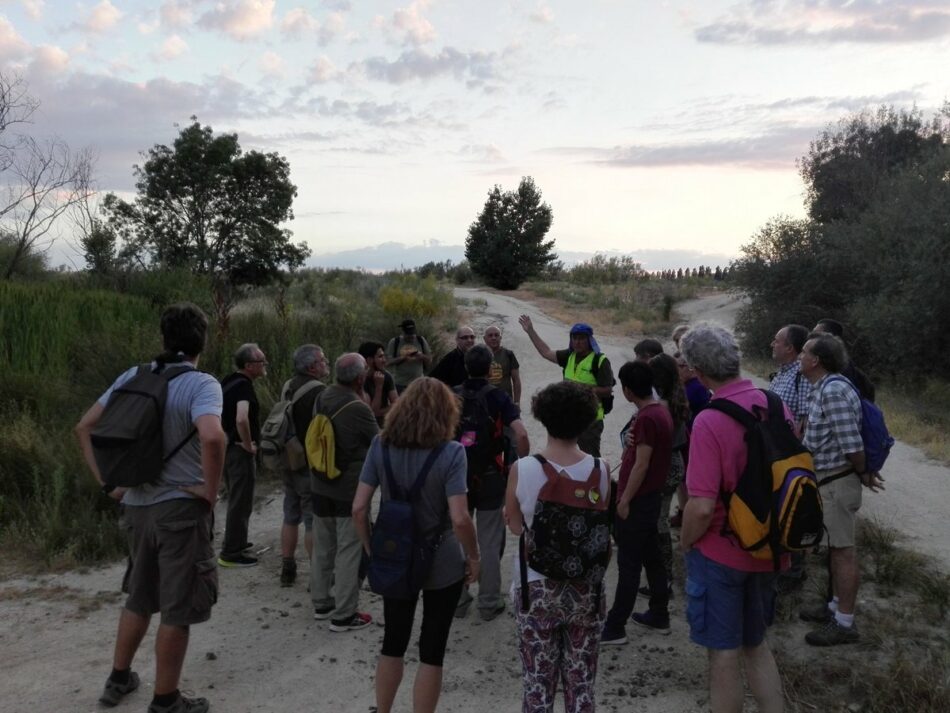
top-left (518, 316), bottom-right (615, 456)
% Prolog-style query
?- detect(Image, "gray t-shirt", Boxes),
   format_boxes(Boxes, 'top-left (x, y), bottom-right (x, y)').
top-left (359, 437), bottom-right (467, 590)
top-left (98, 363), bottom-right (223, 507)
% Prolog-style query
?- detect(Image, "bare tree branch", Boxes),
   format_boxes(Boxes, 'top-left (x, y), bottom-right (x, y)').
top-left (1, 138), bottom-right (96, 278)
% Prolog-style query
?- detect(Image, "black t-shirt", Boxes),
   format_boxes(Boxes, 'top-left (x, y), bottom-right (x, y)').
top-left (221, 373), bottom-right (260, 443)
top-left (364, 370), bottom-right (396, 423)
top-left (431, 348), bottom-right (468, 388)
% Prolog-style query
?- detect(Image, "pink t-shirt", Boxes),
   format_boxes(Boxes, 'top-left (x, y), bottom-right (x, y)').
top-left (685, 379), bottom-right (792, 572)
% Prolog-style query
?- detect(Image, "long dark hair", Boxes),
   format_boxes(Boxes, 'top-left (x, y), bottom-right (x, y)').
top-left (649, 353), bottom-right (689, 429)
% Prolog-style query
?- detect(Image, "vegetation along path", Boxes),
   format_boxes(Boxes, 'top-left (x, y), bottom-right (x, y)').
top-left (1, 289), bottom-right (948, 713)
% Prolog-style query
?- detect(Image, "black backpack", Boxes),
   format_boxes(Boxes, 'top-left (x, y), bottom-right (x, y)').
top-left (705, 390), bottom-right (823, 570)
top-left (520, 455), bottom-right (611, 611)
top-left (91, 364), bottom-right (197, 488)
top-left (454, 383), bottom-right (505, 478)
top-left (367, 442), bottom-right (447, 600)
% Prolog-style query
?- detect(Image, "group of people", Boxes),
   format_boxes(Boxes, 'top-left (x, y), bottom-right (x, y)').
top-left (76, 302), bottom-right (885, 713)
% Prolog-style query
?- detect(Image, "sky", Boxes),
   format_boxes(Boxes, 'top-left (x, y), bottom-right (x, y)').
top-left (2, 0), bottom-right (949, 271)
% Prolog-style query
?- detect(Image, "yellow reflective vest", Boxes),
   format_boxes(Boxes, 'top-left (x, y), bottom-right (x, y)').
top-left (564, 351), bottom-right (604, 421)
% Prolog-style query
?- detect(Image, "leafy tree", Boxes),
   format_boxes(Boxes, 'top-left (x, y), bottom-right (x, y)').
top-left (104, 120), bottom-right (309, 288)
top-left (465, 176), bottom-right (555, 290)
top-left (800, 105), bottom-right (948, 224)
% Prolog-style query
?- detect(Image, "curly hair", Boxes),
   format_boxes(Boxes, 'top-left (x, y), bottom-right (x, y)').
top-left (649, 353), bottom-right (690, 430)
top-left (381, 377), bottom-right (459, 449)
top-left (531, 381), bottom-right (598, 440)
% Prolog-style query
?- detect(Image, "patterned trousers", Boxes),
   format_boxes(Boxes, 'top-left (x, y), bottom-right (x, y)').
top-left (514, 578), bottom-right (606, 713)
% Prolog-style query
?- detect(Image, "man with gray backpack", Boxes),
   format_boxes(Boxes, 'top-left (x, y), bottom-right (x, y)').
top-left (76, 303), bottom-right (226, 713)
top-left (259, 344), bottom-right (329, 587)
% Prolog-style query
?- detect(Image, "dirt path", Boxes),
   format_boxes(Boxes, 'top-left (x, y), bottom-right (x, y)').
top-left (2, 288), bottom-right (948, 713)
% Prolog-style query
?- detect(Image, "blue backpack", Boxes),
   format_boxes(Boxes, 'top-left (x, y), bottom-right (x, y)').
top-left (368, 442), bottom-right (447, 600)
top-left (824, 376), bottom-right (894, 473)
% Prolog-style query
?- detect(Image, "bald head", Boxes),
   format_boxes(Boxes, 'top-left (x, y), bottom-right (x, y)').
top-left (456, 325), bottom-right (476, 352)
top-left (335, 352), bottom-right (367, 386)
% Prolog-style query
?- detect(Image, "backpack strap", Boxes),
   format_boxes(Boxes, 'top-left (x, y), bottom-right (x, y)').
top-left (381, 442), bottom-right (446, 503)
top-left (531, 453), bottom-right (560, 485)
top-left (390, 335), bottom-right (403, 358)
top-left (704, 395), bottom-right (758, 430)
top-left (157, 363), bottom-right (203, 462)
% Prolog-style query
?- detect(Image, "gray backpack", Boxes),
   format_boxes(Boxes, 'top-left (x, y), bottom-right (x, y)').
top-left (260, 379), bottom-right (323, 471)
top-left (91, 364), bottom-right (196, 487)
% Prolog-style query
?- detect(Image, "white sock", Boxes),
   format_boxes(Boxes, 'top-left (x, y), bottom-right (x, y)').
top-left (834, 611), bottom-right (854, 628)
top-left (828, 597), bottom-right (839, 613)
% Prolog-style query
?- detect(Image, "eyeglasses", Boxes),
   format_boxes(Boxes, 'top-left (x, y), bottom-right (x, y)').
top-left (248, 360), bottom-right (269, 366)
top-left (459, 335), bottom-right (476, 340)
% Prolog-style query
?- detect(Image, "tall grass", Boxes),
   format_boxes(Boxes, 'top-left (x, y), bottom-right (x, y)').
top-left (0, 268), bottom-right (456, 569)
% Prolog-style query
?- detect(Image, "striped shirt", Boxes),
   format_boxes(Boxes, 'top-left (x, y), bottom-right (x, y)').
top-left (768, 361), bottom-right (812, 422)
top-left (803, 374), bottom-right (863, 471)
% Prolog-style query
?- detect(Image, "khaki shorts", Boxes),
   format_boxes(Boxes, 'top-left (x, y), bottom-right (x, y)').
top-left (819, 470), bottom-right (863, 548)
top-left (121, 498), bottom-right (217, 626)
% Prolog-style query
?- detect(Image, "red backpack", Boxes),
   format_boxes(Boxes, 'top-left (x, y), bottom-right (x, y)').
top-left (519, 455), bottom-right (611, 611)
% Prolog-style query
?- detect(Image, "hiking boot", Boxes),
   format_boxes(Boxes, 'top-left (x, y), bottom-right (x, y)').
top-left (600, 628), bottom-right (628, 646)
top-left (217, 554), bottom-right (258, 568)
top-left (279, 560), bottom-right (296, 587)
top-left (329, 612), bottom-right (373, 632)
top-left (478, 602), bottom-right (506, 622)
top-left (313, 605), bottom-right (334, 620)
top-left (147, 694), bottom-right (210, 713)
top-left (799, 602), bottom-right (833, 624)
top-left (631, 610), bottom-right (671, 635)
top-left (805, 619), bottom-right (860, 647)
top-left (99, 671), bottom-right (140, 707)
top-left (454, 589), bottom-right (474, 619)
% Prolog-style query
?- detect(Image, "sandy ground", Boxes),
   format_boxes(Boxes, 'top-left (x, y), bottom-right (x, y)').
top-left (2, 288), bottom-right (947, 713)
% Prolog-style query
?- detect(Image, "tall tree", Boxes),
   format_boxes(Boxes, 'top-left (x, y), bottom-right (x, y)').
top-left (800, 105), bottom-right (948, 224)
top-left (465, 176), bottom-right (555, 290)
top-left (104, 120), bottom-right (309, 288)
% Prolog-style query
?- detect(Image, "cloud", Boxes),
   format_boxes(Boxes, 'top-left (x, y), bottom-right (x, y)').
top-left (159, 0), bottom-right (193, 30)
top-left (376, 0), bottom-right (435, 46)
top-left (457, 143), bottom-right (505, 163)
top-left (354, 46), bottom-right (502, 87)
top-left (21, 0), bottom-right (44, 21)
top-left (307, 55), bottom-right (339, 83)
top-left (154, 34), bottom-right (188, 61)
top-left (529, 3), bottom-right (554, 24)
top-left (81, 0), bottom-right (123, 34)
top-left (696, 1), bottom-right (950, 45)
top-left (30, 44), bottom-right (69, 74)
top-left (280, 7), bottom-right (344, 44)
top-left (20, 70), bottom-right (269, 190)
top-left (198, 0), bottom-right (275, 41)
top-left (0, 16), bottom-right (31, 61)
top-left (281, 7), bottom-right (319, 37)
top-left (258, 50), bottom-right (284, 77)
top-left (541, 124), bottom-right (821, 170)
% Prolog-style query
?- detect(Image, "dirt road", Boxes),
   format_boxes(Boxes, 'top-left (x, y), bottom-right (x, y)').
top-left (2, 288), bottom-right (947, 713)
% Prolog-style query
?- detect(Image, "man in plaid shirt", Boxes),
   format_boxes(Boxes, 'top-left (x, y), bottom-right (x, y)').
top-left (768, 324), bottom-right (812, 426)
top-left (798, 334), bottom-right (884, 647)
top-left (768, 324), bottom-right (813, 594)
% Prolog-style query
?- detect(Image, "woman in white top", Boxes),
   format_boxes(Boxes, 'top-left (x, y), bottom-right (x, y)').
top-left (504, 381), bottom-right (612, 713)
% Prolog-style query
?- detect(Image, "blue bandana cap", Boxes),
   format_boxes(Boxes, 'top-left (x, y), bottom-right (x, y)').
top-left (568, 323), bottom-right (601, 354)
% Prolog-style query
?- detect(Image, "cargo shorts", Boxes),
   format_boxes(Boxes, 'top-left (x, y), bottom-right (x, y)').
top-left (121, 498), bottom-right (218, 627)
top-left (819, 469), bottom-right (863, 548)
